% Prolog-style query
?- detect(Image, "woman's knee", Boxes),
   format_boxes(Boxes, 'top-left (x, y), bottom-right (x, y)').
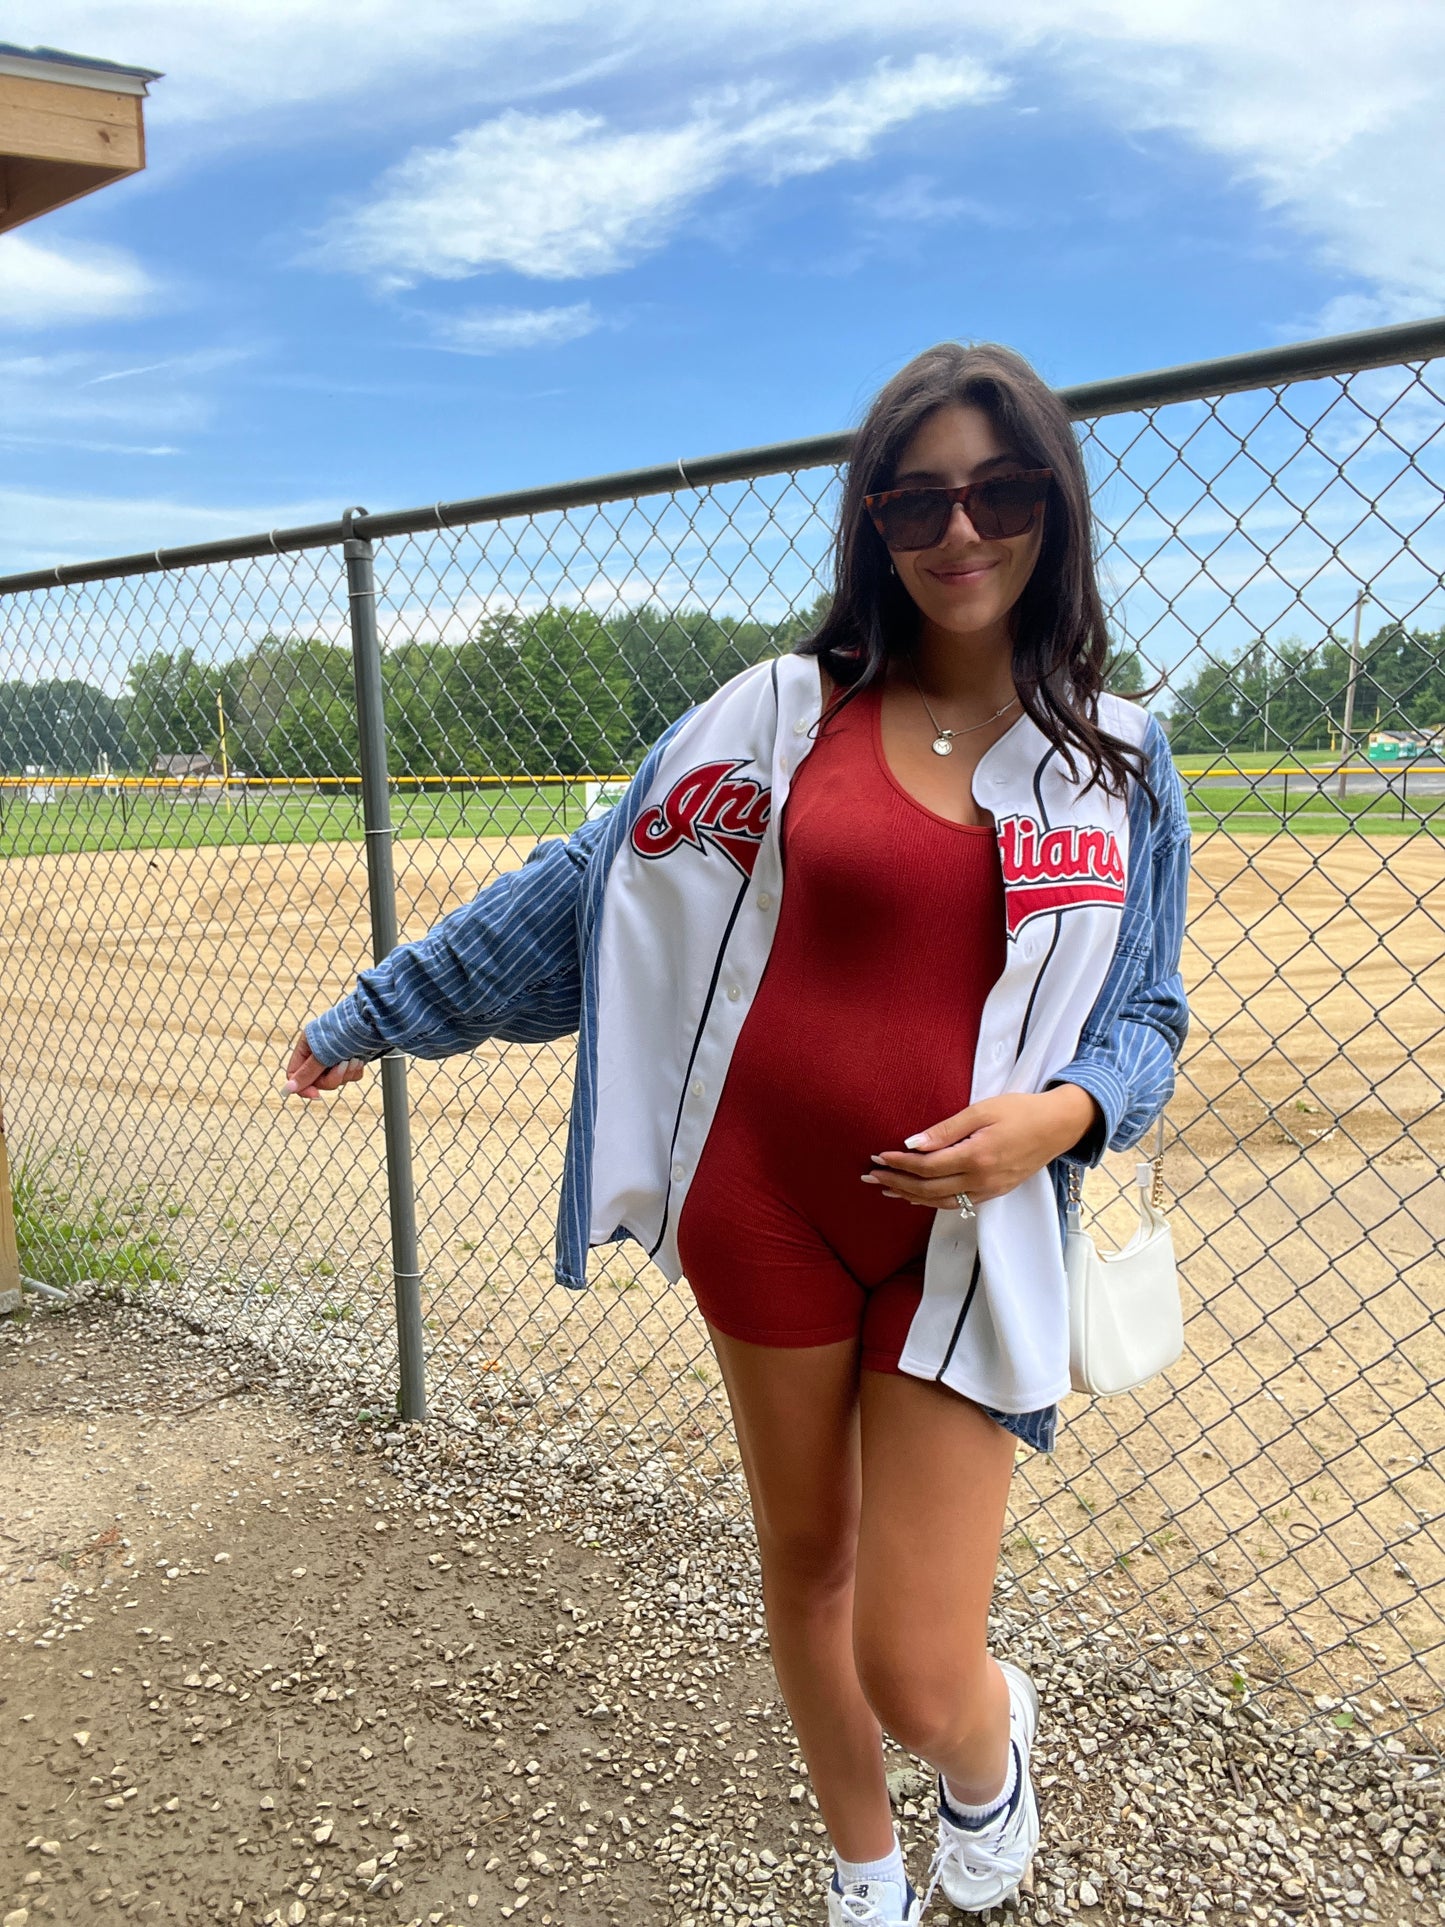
top-left (756, 1516), bottom-right (858, 1608)
top-left (853, 1639), bottom-right (995, 1759)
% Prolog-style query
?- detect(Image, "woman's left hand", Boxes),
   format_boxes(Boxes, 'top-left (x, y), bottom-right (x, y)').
top-left (863, 1085), bottom-right (1101, 1207)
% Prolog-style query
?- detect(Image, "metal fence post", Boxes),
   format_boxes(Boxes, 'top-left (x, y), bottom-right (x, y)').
top-left (0, 1094), bottom-right (21, 1305)
top-left (342, 508), bottom-right (427, 1421)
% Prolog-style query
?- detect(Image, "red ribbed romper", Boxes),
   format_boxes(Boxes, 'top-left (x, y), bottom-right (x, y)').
top-left (676, 676), bottom-right (1007, 1373)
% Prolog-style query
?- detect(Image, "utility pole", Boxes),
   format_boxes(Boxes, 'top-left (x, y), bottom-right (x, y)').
top-left (216, 690), bottom-right (233, 812)
top-left (1337, 590), bottom-right (1366, 803)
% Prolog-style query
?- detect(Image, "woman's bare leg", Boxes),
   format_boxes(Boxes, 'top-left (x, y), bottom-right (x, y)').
top-left (853, 1370), bottom-right (1018, 1802)
top-left (706, 1325), bottom-right (896, 1862)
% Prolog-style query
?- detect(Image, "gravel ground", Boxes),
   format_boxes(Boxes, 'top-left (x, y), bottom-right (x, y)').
top-left (1, 1299), bottom-right (1440, 1927)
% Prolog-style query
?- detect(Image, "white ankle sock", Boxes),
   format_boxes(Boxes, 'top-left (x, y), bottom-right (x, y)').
top-left (942, 1743), bottom-right (1018, 1829)
top-left (833, 1833), bottom-right (907, 1894)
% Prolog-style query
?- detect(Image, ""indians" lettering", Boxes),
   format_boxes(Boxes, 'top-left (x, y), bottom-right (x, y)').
top-left (997, 814), bottom-right (1126, 938)
top-left (631, 759), bottom-right (771, 878)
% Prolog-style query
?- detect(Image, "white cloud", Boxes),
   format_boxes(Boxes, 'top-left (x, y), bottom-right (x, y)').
top-left (0, 236), bottom-right (157, 328)
top-left (82, 359), bottom-right (181, 386)
top-left (851, 174), bottom-right (1008, 229)
top-left (0, 486), bottom-right (336, 583)
top-left (291, 3), bottom-right (1444, 312)
top-left (5, 1), bottom-right (962, 130)
top-left (428, 303), bottom-right (601, 353)
top-left (1307, 290), bottom-right (1434, 338)
top-left (21, 1), bottom-right (1445, 316)
top-left (0, 347), bottom-right (251, 442)
top-left (0, 0), bottom-right (528, 129)
top-left (0, 434), bottom-right (181, 457)
top-left (315, 54), bottom-right (1001, 284)
top-left (325, 109), bottom-right (715, 282)
top-left (1024, 0), bottom-right (1445, 317)
top-left (719, 55), bottom-right (1004, 182)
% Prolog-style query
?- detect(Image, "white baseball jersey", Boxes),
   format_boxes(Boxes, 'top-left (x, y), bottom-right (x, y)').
top-left (588, 652), bottom-right (1146, 1414)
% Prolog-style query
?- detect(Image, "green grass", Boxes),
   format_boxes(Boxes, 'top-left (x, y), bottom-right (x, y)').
top-left (1185, 783), bottom-right (1445, 835)
top-left (0, 784), bottom-right (593, 859)
top-left (6, 770), bottom-right (1441, 858)
top-left (1172, 751), bottom-right (1445, 776)
top-left (12, 1146), bottom-right (179, 1295)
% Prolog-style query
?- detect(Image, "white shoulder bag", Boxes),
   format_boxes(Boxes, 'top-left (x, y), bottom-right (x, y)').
top-left (1066, 1117), bottom-right (1184, 1397)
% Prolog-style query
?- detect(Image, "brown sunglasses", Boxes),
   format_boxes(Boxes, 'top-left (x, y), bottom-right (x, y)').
top-left (864, 468), bottom-right (1052, 550)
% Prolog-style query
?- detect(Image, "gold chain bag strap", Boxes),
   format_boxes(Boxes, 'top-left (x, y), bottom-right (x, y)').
top-left (1065, 1113), bottom-right (1184, 1396)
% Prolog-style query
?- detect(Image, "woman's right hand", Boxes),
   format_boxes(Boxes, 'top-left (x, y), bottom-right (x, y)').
top-left (284, 1029), bottom-right (368, 1101)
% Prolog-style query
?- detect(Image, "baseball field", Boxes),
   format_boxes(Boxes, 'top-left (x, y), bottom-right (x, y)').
top-left (2, 821), bottom-right (1441, 1735)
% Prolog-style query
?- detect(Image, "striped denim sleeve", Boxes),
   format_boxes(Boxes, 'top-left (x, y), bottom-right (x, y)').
top-left (304, 810), bottom-right (615, 1067)
top-left (1048, 716), bottom-right (1191, 1164)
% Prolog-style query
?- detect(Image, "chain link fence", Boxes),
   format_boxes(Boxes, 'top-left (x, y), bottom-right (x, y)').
top-left (1, 317), bottom-right (1442, 1764)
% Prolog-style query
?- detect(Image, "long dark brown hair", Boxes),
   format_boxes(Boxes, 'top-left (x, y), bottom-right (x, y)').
top-left (798, 341), bottom-right (1150, 801)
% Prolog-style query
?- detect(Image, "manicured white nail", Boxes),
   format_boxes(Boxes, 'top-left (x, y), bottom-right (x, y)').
top-left (904, 1133), bottom-right (928, 1150)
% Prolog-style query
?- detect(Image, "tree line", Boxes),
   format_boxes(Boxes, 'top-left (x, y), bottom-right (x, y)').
top-left (1166, 622), bottom-right (1445, 755)
top-left (7, 603), bottom-right (1431, 777)
top-left (0, 604), bottom-right (820, 780)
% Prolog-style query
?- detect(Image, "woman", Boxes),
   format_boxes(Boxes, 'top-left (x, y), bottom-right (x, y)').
top-left (286, 343), bottom-right (1190, 1927)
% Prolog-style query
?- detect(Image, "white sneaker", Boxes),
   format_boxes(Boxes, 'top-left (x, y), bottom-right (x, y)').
top-left (924, 1660), bottom-right (1041, 1914)
top-left (826, 1872), bottom-right (922, 1927)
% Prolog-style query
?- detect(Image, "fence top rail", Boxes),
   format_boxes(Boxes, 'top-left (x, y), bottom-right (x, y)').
top-left (3, 312), bottom-right (1443, 598)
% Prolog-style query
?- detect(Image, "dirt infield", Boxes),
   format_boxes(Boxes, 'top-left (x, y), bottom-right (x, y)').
top-left (2, 826), bottom-right (1442, 1735)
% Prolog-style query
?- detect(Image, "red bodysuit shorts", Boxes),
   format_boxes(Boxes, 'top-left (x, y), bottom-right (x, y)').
top-left (677, 676), bottom-right (1007, 1379)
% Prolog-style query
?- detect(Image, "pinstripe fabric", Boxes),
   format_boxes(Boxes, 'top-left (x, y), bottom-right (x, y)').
top-left (305, 820), bottom-right (602, 1062)
top-left (1045, 716), bottom-right (1191, 1164)
top-left (305, 716), bottom-right (689, 1067)
top-left (305, 686), bottom-right (1190, 1311)
top-left (994, 1404), bottom-right (1056, 1452)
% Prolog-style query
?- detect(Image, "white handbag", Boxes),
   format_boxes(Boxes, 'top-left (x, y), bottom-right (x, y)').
top-left (1066, 1119), bottom-right (1183, 1396)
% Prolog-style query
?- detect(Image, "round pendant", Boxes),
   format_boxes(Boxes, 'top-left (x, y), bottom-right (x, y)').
top-left (931, 735), bottom-right (954, 757)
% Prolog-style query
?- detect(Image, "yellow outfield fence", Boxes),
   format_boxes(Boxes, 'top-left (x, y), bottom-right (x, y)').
top-left (0, 771), bottom-right (630, 791)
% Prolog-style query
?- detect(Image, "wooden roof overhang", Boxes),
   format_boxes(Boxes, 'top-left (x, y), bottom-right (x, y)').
top-left (0, 43), bottom-right (161, 233)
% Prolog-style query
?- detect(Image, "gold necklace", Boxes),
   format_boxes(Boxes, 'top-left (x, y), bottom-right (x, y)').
top-left (905, 655), bottom-right (1019, 758)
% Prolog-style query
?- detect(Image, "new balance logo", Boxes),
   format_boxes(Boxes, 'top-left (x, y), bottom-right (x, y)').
top-left (998, 815), bottom-right (1126, 938)
top-left (631, 759), bottom-right (771, 878)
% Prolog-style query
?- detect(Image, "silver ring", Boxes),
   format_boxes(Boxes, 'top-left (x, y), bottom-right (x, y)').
top-left (953, 1191), bottom-right (976, 1219)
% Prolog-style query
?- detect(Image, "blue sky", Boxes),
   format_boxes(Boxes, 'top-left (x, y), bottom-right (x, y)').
top-left (2, 1), bottom-right (1443, 581)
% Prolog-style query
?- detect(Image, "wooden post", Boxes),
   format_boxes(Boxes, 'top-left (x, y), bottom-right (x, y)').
top-left (0, 1095), bottom-right (21, 1307)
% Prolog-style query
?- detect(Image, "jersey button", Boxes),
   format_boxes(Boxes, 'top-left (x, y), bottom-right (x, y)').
top-left (756, 891), bottom-right (772, 910)
top-left (726, 984), bottom-right (742, 1002)
top-left (671, 1160), bottom-right (685, 1183)
top-left (690, 1079), bottom-right (705, 1099)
